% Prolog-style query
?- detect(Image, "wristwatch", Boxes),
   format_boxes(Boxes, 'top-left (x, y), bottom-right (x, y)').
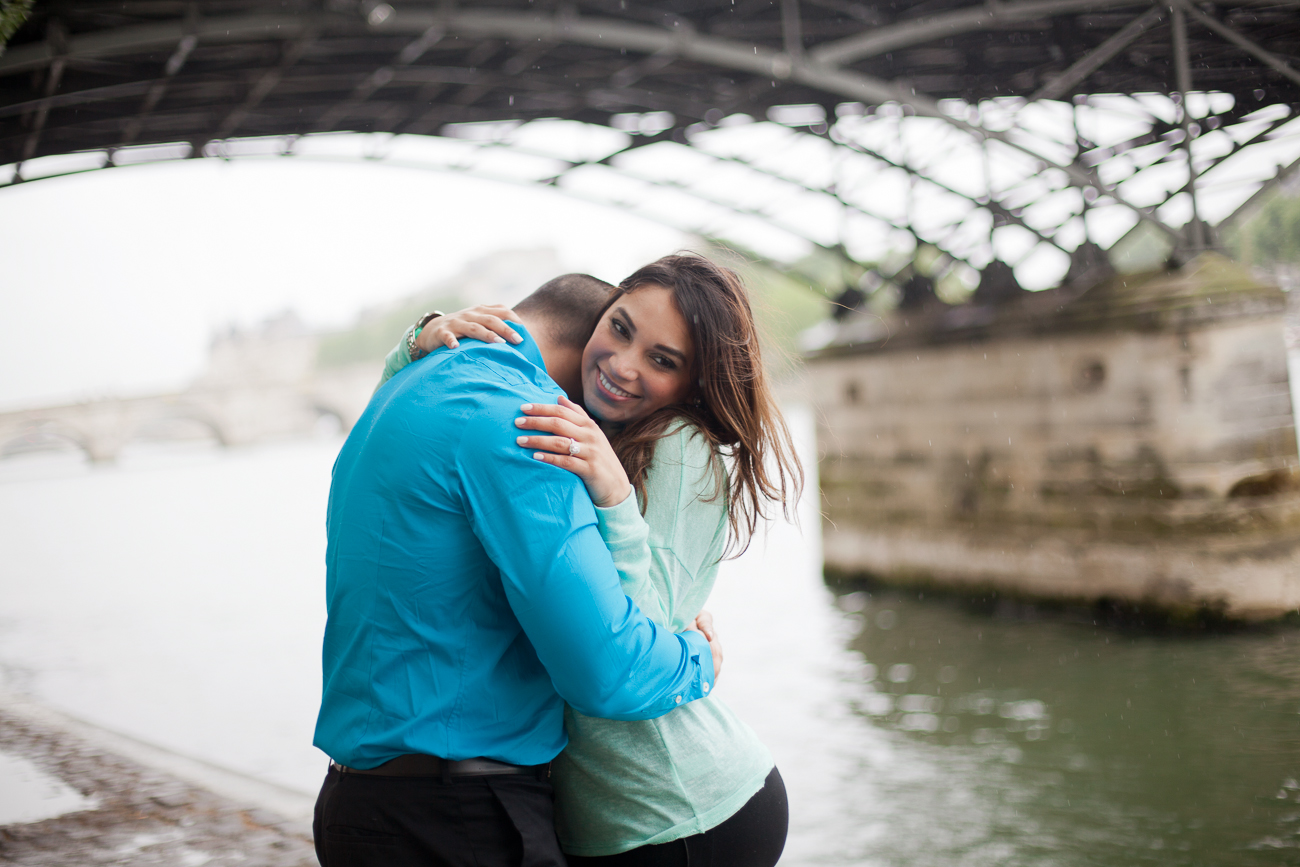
top-left (407, 311), bottom-right (444, 361)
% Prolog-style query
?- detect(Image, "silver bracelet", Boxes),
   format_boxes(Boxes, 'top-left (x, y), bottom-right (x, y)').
top-left (407, 311), bottom-right (444, 361)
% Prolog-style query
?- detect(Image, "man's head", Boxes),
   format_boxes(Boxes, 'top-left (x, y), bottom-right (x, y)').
top-left (514, 273), bottom-right (614, 400)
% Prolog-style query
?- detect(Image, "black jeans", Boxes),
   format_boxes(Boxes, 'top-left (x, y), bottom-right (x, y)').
top-left (314, 764), bottom-right (567, 867)
top-left (566, 767), bottom-right (789, 867)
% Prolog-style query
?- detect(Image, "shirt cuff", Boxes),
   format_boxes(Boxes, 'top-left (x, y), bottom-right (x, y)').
top-left (679, 628), bottom-right (714, 699)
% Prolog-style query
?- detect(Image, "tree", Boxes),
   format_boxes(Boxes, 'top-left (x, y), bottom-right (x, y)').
top-left (0, 0), bottom-right (32, 56)
top-left (1226, 191), bottom-right (1300, 267)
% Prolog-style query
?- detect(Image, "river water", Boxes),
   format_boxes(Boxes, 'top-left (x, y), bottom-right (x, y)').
top-left (0, 405), bottom-right (1297, 865)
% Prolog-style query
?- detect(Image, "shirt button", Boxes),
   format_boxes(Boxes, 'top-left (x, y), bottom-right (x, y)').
top-left (703, 683), bottom-right (710, 693)
top-left (675, 695), bottom-right (682, 704)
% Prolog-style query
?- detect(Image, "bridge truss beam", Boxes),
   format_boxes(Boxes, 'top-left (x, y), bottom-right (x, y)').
top-left (2, 0), bottom-right (1299, 278)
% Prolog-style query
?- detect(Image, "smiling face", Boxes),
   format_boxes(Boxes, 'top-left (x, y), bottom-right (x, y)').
top-left (581, 285), bottom-right (696, 424)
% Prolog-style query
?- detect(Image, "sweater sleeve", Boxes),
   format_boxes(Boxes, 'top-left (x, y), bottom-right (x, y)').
top-left (375, 326), bottom-right (416, 392)
top-left (594, 424), bottom-right (727, 633)
top-left (593, 491), bottom-right (668, 626)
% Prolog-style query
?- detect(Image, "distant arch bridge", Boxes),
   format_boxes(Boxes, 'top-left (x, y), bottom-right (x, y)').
top-left (0, 372), bottom-right (371, 462)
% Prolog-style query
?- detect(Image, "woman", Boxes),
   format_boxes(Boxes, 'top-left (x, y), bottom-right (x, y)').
top-left (382, 254), bottom-right (802, 867)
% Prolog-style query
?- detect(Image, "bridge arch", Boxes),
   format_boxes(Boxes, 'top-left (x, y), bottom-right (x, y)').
top-left (1, 419), bottom-right (97, 463)
top-left (122, 410), bottom-right (230, 453)
top-left (310, 403), bottom-right (349, 437)
top-left (2, 0), bottom-right (1299, 291)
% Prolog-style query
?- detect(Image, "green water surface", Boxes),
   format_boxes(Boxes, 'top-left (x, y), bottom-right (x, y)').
top-left (831, 586), bottom-right (1300, 866)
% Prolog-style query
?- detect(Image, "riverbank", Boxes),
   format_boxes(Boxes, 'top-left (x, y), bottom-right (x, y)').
top-left (0, 689), bottom-right (316, 866)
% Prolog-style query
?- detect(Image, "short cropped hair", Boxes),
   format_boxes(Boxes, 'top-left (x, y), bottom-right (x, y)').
top-left (514, 273), bottom-right (615, 350)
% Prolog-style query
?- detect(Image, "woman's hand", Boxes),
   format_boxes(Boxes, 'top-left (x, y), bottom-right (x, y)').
top-left (687, 610), bottom-right (723, 684)
top-left (515, 396), bottom-right (633, 508)
top-left (417, 305), bottom-right (522, 354)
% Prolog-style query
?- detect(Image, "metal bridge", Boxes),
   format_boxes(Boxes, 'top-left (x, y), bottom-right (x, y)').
top-left (2, 0), bottom-right (1299, 293)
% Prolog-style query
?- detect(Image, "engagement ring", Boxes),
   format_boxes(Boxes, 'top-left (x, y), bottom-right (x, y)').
top-left (568, 439), bottom-right (581, 457)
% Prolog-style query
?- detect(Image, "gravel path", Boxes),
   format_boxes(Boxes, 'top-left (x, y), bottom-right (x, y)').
top-left (0, 706), bottom-right (318, 866)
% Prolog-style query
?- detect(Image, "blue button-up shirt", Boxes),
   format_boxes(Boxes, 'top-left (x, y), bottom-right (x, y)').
top-left (314, 325), bottom-right (712, 769)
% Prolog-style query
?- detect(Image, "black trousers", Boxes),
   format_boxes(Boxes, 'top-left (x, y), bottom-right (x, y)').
top-left (314, 764), bottom-right (566, 867)
top-left (566, 767), bottom-right (789, 867)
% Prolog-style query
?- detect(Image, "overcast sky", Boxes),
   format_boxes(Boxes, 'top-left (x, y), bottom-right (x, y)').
top-left (0, 158), bottom-right (686, 410)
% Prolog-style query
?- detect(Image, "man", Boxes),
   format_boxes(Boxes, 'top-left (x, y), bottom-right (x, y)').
top-left (312, 274), bottom-right (718, 867)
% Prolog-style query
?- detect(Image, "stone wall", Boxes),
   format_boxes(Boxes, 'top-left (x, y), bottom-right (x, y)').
top-left (809, 255), bottom-right (1300, 619)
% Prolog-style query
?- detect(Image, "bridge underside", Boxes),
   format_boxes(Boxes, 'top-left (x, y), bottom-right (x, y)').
top-left (3, 0), bottom-right (1300, 278)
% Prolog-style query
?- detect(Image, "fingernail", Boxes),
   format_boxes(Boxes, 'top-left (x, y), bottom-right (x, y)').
top-left (515, 418), bottom-right (526, 427)
top-left (516, 436), bottom-right (527, 445)
top-left (510, 333), bottom-right (522, 344)
top-left (449, 340), bottom-right (458, 348)
top-left (533, 452), bottom-right (546, 461)
top-left (521, 404), bottom-right (532, 411)
top-left (494, 335), bottom-right (505, 343)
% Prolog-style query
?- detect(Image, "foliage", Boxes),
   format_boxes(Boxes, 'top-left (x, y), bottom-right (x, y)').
top-left (703, 241), bottom-right (835, 371)
top-left (1225, 190), bottom-right (1300, 266)
top-left (316, 242), bottom-right (836, 373)
top-left (316, 292), bottom-right (465, 368)
top-left (0, 0), bottom-right (32, 53)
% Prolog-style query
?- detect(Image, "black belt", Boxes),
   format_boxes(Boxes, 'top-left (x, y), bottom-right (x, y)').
top-left (332, 754), bottom-right (550, 779)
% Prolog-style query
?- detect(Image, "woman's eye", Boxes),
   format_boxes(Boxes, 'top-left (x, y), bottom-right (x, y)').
top-left (653, 355), bottom-right (676, 370)
top-left (612, 320), bottom-right (628, 337)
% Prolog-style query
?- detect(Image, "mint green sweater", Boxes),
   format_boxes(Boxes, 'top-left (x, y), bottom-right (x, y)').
top-left (379, 332), bottom-right (774, 855)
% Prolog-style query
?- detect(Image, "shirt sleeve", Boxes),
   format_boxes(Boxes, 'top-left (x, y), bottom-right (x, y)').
top-left (375, 326), bottom-right (416, 392)
top-left (458, 385), bottom-right (713, 722)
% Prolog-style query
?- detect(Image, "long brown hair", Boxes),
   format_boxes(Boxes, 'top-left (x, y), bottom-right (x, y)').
top-left (604, 254), bottom-right (803, 556)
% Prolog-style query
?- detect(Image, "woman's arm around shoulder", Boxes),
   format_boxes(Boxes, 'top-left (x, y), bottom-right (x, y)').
top-left (594, 421), bottom-right (728, 631)
top-left (515, 407), bottom-right (728, 629)
top-left (374, 305), bottom-right (523, 391)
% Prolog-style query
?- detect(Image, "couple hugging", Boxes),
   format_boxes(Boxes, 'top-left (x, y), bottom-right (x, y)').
top-left (312, 254), bottom-right (802, 867)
